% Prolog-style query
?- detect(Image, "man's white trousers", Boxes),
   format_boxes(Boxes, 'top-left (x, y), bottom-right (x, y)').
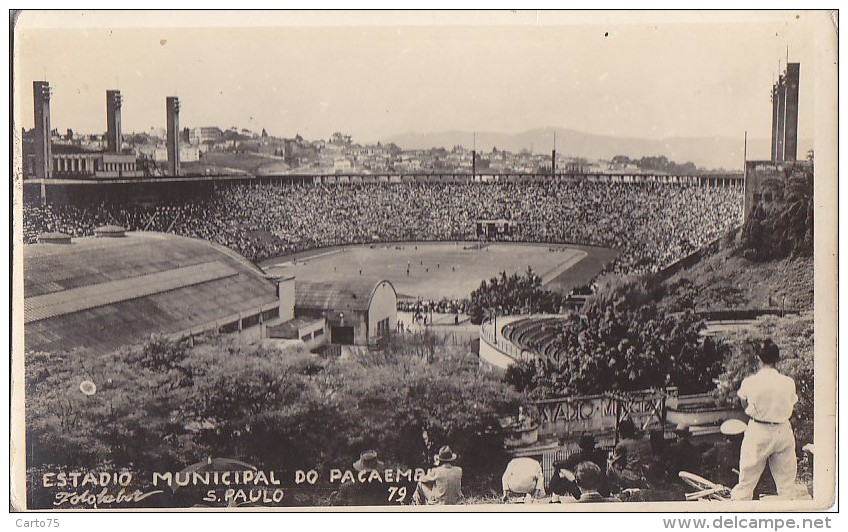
top-left (730, 420), bottom-right (797, 500)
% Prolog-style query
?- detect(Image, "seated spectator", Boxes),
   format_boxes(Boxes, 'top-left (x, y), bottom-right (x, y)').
top-left (413, 446), bottom-right (463, 505)
top-left (701, 418), bottom-right (746, 488)
top-left (700, 418), bottom-right (775, 498)
top-left (330, 450), bottom-right (390, 507)
top-left (574, 462), bottom-right (620, 503)
top-left (501, 456), bottom-right (546, 504)
top-left (549, 433), bottom-right (611, 501)
top-left (666, 424), bottom-right (702, 481)
top-left (548, 464), bottom-right (578, 502)
top-left (608, 419), bottom-right (653, 490)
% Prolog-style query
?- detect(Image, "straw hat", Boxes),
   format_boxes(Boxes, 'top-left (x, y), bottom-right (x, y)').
top-left (720, 418), bottom-right (747, 436)
top-left (353, 450), bottom-right (383, 472)
top-left (434, 445), bottom-right (457, 463)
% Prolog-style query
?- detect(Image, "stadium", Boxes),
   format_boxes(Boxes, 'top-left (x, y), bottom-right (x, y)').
top-left (23, 178), bottom-right (743, 324)
top-left (22, 177), bottom-right (745, 377)
top-left (23, 178), bottom-right (745, 385)
top-left (17, 17), bottom-right (823, 508)
top-left (25, 157), bottom-right (822, 507)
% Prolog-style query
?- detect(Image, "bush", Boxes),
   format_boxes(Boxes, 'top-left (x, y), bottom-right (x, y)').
top-left (739, 167), bottom-right (813, 261)
top-left (506, 301), bottom-right (729, 399)
top-left (25, 333), bottom-right (523, 506)
top-left (468, 269), bottom-right (565, 324)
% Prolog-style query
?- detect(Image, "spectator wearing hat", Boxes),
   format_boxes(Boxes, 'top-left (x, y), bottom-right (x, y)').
top-left (730, 340), bottom-right (799, 501)
top-left (574, 462), bottom-right (620, 503)
top-left (501, 457), bottom-right (546, 504)
top-left (549, 434), bottom-right (611, 501)
top-left (331, 450), bottom-right (389, 506)
top-left (413, 446), bottom-right (463, 505)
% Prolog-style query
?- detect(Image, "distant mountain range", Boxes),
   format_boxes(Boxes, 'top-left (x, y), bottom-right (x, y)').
top-left (381, 128), bottom-right (812, 171)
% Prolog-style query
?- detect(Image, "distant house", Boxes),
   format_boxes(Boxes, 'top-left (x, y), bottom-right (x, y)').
top-left (189, 127), bottom-right (223, 145)
top-left (333, 158), bottom-right (352, 172)
top-left (180, 144), bottom-right (200, 163)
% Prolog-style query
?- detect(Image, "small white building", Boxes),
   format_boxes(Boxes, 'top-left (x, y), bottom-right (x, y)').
top-left (294, 278), bottom-right (397, 346)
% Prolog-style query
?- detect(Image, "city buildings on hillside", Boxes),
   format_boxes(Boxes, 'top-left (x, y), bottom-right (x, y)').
top-left (22, 80), bottom-right (707, 179)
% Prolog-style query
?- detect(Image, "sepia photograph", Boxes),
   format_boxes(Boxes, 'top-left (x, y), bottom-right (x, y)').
top-left (8, 9), bottom-right (838, 515)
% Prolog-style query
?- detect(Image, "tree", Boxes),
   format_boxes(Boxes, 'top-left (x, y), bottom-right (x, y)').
top-left (506, 300), bottom-right (728, 399)
top-left (26, 343), bottom-right (201, 472)
top-left (468, 269), bottom-right (565, 324)
top-left (739, 164), bottom-right (813, 261)
top-left (26, 333), bottom-right (523, 506)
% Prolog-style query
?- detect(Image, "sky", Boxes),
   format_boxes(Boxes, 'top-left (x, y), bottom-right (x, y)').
top-left (14, 11), bottom-right (829, 155)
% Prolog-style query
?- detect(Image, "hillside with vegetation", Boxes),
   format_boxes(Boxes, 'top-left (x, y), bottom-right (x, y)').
top-left (25, 333), bottom-right (521, 508)
top-left (500, 163), bottom-right (814, 459)
top-left (590, 235), bottom-right (813, 318)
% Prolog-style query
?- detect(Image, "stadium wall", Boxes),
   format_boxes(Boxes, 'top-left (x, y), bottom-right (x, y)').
top-left (478, 335), bottom-right (515, 373)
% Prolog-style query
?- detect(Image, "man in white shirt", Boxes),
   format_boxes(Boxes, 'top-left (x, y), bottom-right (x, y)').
top-left (730, 340), bottom-right (799, 500)
top-left (501, 457), bottom-right (546, 503)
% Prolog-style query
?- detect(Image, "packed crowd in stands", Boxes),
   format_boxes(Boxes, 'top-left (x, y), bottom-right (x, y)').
top-left (23, 181), bottom-right (742, 279)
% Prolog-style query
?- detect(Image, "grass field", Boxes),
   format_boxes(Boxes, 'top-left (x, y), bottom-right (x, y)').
top-left (262, 241), bottom-right (618, 301)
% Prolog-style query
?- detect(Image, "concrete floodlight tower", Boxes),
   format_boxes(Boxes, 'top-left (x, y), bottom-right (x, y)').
top-left (551, 130), bottom-right (557, 178)
top-left (106, 90), bottom-right (123, 153)
top-left (769, 62), bottom-right (801, 162)
top-left (166, 96), bottom-right (181, 176)
top-left (774, 73), bottom-right (786, 161)
top-left (782, 63), bottom-right (800, 162)
top-left (770, 82), bottom-right (781, 161)
top-left (33, 81), bottom-right (52, 178)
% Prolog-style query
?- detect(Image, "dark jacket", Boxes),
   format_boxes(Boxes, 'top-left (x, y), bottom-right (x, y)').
top-left (550, 449), bottom-right (611, 499)
top-left (332, 477), bottom-right (391, 506)
top-left (610, 437), bottom-right (652, 489)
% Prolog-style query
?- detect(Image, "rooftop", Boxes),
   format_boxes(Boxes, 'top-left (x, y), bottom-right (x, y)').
top-left (24, 232), bottom-right (279, 353)
top-left (266, 316), bottom-right (324, 339)
top-left (295, 278), bottom-right (395, 313)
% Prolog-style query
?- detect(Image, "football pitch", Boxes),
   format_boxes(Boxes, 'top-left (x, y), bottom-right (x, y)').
top-left (262, 242), bottom-right (618, 301)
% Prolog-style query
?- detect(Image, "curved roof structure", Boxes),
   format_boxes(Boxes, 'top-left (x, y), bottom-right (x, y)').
top-left (23, 232), bottom-right (279, 354)
top-left (295, 278), bottom-right (396, 313)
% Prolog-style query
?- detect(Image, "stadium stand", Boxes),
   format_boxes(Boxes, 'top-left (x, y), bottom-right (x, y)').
top-left (23, 231), bottom-right (282, 353)
top-left (502, 317), bottom-right (569, 355)
top-left (23, 181), bottom-right (743, 279)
